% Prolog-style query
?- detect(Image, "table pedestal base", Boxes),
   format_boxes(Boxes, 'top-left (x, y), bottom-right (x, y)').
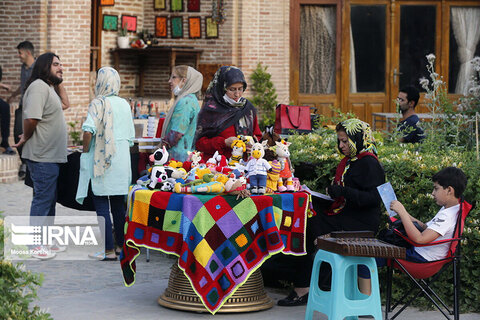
top-left (158, 263), bottom-right (274, 313)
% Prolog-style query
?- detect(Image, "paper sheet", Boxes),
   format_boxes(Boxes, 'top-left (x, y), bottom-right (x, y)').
top-left (377, 182), bottom-right (398, 217)
top-left (302, 185), bottom-right (333, 201)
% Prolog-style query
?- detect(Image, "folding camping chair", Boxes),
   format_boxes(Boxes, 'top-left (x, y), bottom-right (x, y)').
top-left (384, 199), bottom-right (473, 320)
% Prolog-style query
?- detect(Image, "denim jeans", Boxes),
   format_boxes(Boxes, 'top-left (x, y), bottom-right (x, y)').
top-left (0, 98), bottom-right (10, 148)
top-left (14, 106), bottom-right (24, 160)
top-left (249, 174), bottom-right (267, 188)
top-left (93, 195), bottom-right (126, 251)
top-left (26, 160), bottom-right (60, 217)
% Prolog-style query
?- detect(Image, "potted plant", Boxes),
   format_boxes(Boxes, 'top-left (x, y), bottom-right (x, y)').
top-left (117, 23), bottom-right (129, 49)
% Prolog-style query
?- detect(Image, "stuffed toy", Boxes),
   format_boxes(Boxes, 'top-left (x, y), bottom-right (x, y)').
top-left (275, 140), bottom-right (294, 192)
top-left (158, 178), bottom-right (176, 192)
top-left (225, 174), bottom-right (247, 192)
top-left (245, 140), bottom-right (272, 194)
top-left (206, 151), bottom-right (229, 173)
top-left (261, 126), bottom-right (282, 161)
top-left (147, 146), bottom-right (170, 190)
top-left (167, 159), bottom-right (183, 169)
top-left (183, 150), bottom-right (203, 172)
top-left (224, 174), bottom-right (249, 199)
top-left (213, 173), bottom-right (229, 185)
top-left (266, 159), bottom-right (282, 193)
top-left (174, 173), bottom-right (225, 194)
top-left (229, 139), bottom-right (246, 166)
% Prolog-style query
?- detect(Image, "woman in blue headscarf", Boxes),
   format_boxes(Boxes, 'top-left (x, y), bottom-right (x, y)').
top-left (76, 67), bottom-right (134, 261)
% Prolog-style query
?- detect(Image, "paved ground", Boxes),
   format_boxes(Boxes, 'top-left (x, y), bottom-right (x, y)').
top-left (1, 181), bottom-right (479, 320)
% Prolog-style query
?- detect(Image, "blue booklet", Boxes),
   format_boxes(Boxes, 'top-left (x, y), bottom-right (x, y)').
top-left (376, 182), bottom-right (397, 217)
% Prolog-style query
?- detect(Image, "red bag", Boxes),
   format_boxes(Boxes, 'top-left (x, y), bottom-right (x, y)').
top-left (274, 104), bottom-right (312, 134)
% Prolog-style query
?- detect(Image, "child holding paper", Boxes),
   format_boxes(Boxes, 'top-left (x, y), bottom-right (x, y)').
top-left (359, 167), bottom-right (468, 286)
top-left (389, 166), bottom-right (467, 261)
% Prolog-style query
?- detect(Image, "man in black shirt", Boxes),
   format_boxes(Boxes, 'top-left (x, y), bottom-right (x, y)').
top-left (7, 41), bottom-right (36, 179)
top-left (397, 85), bottom-right (425, 143)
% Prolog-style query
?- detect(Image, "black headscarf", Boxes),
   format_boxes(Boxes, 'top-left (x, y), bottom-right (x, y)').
top-left (196, 66), bottom-right (257, 139)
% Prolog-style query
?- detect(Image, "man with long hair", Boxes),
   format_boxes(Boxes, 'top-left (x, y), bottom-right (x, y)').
top-left (13, 52), bottom-right (70, 220)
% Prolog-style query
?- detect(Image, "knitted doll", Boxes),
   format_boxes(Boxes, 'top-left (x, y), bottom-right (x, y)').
top-left (245, 140), bottom-right (272, 194)
top-left (275, 140), bottom-right (294, 192)
top-left (266, 159), bottom-right (282, 193)
top-left (229, 139), bottom-right (246, 166)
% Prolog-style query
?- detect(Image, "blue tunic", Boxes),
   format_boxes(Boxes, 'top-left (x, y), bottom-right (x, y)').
top-left (164, 93), bottom-right (200, 162)
top-left (76, 96), bottom-right (134, 203)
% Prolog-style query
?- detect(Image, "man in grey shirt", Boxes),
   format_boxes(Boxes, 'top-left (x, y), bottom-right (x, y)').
top-left (8, 41), bottom-right (36, 178)
top-left (14, 52), bottom-right (70, 218)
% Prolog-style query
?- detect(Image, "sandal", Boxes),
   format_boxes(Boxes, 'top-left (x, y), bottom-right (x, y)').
top-left (102, 250), bottom-right (117, 261)
top-left (88, 250), bottom-right (117, 261)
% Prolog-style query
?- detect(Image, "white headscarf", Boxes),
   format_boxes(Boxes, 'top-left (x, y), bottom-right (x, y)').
top-left (161, 66), bottom-right (203, 138)
top-left (88, 67), bottom-right (120, 177)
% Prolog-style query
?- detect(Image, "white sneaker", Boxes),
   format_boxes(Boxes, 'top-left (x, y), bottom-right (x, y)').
top-left (31, 246), bottom-right (56, 260)
top-left (50, 244), bottom-right (67, 253)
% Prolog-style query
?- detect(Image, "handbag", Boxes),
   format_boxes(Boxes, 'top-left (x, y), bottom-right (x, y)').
top-left (274, 104), bottom-right (312, 134)
top-left (378, 219), bottom-right (425, 248)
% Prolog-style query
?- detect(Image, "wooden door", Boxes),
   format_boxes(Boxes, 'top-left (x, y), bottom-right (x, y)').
top-left (290, 0), bottom-right (342, 118)
top-left (344, 1), bottom-right (390, 125)
top-left (390, 1), bottom-right (442, 113)
top-left (90, 0), bottom-right (102, 72)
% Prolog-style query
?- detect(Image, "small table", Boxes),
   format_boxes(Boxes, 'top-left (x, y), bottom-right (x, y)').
top-left (111, 47), bottom-right (203, 96)
top-left (120, 188), bottom-right (310, 314)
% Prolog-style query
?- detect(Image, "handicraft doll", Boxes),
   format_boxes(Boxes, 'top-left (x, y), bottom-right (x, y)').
top-left (275, 140), bottom-right (294, 192)
top-left (229, 139), bottom-right (246, 166)
top-left (266, 159), bottom-right (282, 193)
top-left (182, 150), bottom-right (203, 172)
top-left (260, 126), bottom-right (282, 161)
top-left (245, 140), bottom-right (272, 194)
top-left (147, 146), bottom-right (170, 190)
top-left (146, 146), bottom-right (184, 190)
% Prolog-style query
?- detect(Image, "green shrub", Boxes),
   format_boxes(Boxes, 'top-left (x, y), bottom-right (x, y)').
top-left (288, 127), bottom-right (480, 312)
top-left (250, 62), bottom-right (278, 130)
top-left (0, 217), bottom-right (52, 320)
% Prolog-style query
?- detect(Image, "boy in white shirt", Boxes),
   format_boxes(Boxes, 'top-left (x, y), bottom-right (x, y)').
top-left (358, 167), bottom-right (467, 294)
top-left (390, 166), bottom-right (467, 262)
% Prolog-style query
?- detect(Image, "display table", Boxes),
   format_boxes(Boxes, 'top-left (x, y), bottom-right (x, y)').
top-left (120, 187), bottom-right (309, 314)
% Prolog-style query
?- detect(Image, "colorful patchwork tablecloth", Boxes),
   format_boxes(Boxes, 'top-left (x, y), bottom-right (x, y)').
top-left (120, 186), bottom-right (309, 314)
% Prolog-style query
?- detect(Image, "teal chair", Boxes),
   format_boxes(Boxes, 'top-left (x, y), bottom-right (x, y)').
top-left (305, 249), bottom-right (382, 320)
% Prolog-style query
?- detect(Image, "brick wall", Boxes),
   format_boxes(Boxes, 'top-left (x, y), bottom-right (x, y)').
top-left (0, 0), bottom-right (91, 145)
top-left (236, 0), bottom-right (290, 104)
top-left (99, 0), bottom-right (290, 104)
top-left (46, 0), bottom-right (92, 126)
top-left (101, 0), bottom-right (145, 97)
top-left (0, 0), bottom-right (44, 146)
top-left (0, 0), bottom-right (291, 147)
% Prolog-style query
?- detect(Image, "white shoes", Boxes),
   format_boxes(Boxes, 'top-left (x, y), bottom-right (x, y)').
top-left (50, 244), bottom-right (67, 253)
top-left (30, 246), bottom-right (56, 260)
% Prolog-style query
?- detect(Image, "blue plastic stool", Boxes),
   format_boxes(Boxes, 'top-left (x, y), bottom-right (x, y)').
top-left (305, 249), bottom-right (382, 320)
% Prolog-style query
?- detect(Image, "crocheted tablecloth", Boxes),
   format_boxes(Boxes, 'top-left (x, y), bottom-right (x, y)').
top-left (120, 187), bottom-right (309, 314)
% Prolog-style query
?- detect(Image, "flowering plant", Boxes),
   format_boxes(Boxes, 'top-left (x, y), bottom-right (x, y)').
top-left (457, 56), bottom-right (480, 117)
